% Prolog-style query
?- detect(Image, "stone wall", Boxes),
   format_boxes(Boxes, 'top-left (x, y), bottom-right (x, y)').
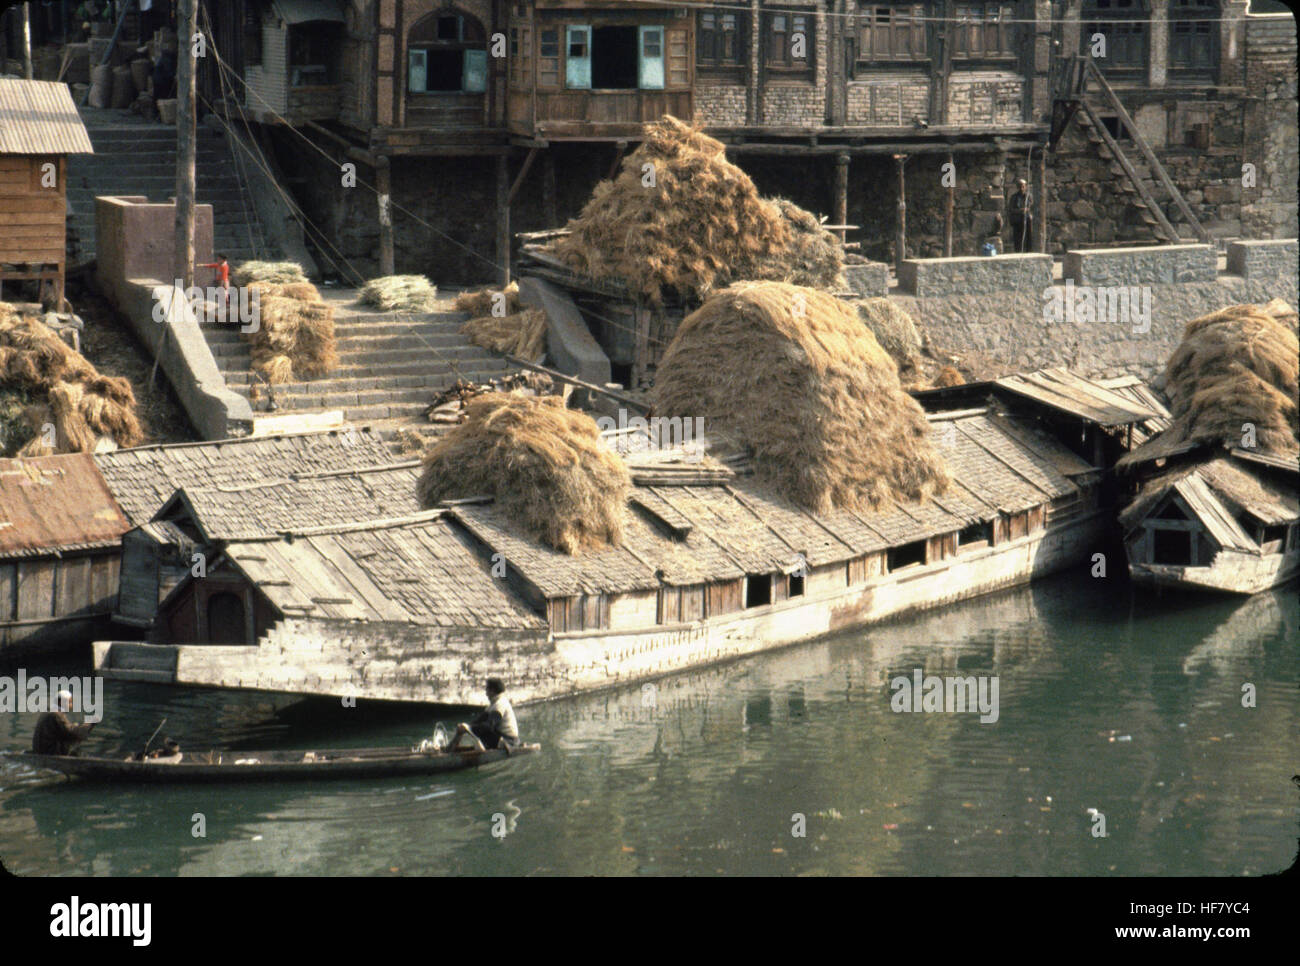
top-left (900, 254), bottom-right (1053, 298)
top-left (846, 76), bottom-right (929, 126)
top-left (1226, 238), bottom-right (1299, 282)
top-left (947, 73), bottom-right (1024, 126)
top-left (1241, 14), bottom-right (1299, 239)
top-left (694, 81), bottom-right (747, 125)
top-left (1064, 244), bottom-right (1218, 286)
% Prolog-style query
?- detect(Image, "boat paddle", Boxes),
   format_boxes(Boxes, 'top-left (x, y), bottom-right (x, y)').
top-left (140, 718), bottom-right (167, 760)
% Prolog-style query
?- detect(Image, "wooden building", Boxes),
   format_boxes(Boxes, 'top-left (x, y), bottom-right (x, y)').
top-left (0, 78), bottom-right (94, 310)
top-left (0, 454), bottom-right (129, 655)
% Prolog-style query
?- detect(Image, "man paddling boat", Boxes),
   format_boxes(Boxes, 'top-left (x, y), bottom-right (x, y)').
top-left (32, 690), bottom-right (96, 757)
top-left (449, 678), bottom-right (520, 753)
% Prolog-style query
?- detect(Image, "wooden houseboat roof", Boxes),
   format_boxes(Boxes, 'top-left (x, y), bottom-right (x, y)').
top-left (155, 461), bottom-right (422, 542)
top-left (219, 516), bottom-right (546, 630)
top-left (1096, 375), bottom-right (1173, 446)
top-left (95, 427), bottom-right (399, 525)
top-left (0, 454), bottom-right (129, 558)
top-left (0, 78), bottom-right (94, 155)
top-left (994, 368), bottom-right (1163, 427)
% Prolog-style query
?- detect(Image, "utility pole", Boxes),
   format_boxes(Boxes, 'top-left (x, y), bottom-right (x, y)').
top-left (21, 3), bottom-right (33, 80)
top-left (175, 0), bottom-right (196, 290)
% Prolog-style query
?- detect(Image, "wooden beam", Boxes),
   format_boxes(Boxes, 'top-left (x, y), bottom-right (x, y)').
top-left (894, 154), bottom-right (907, 274)
top-left (507, 146), bottom-right (539, 206)
top-left (833, 153), bottom-right (849, 244)
top-left (1035, 146), bottom-right (1047, 253)
top-left (175, 0), bottom-right (196, 289)
top-left (723, 141), bottom-right (1042, 156)
top-left (542, 149), bottom-right (558, 228)
top-left (375, 155), bottom-right (394, 277)
top-left (503, 355), bottom-right (649, 413)
top-left (496, 153), bottom-right (510, 287)
top-left (1078, 99), bottom-right (1179, 244)
top-left (606, 140), bottom-right (628, 181)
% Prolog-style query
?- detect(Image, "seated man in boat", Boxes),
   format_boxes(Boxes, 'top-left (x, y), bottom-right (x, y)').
top-left (32, 690), bottom-right (96, 756)
top-left (449, 678), bottom-right (520, 752)
top-left (146, 738), bottom-right (183, 764)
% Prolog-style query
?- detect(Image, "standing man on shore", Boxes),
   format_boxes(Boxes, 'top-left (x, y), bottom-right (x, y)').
top-left (1008, 179), bottom-right (1033, 253)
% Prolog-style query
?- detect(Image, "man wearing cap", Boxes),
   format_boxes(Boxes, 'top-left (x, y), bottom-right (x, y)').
top-left (1008, 178), bottom-right (1033, 253)
top-left (449, 678), bottom-right (520, 752)
top-left (32, 691), bottom-right (96, 756)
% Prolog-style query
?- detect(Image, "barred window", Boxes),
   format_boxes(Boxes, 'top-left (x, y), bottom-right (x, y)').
top-left (698, 11), bottom-right (747, 69)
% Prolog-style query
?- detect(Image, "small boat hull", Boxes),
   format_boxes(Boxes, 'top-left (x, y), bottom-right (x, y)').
top-left (13, 744), bottom-right (540, 784)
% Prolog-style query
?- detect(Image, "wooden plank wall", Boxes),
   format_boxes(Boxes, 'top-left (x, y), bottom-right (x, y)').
top-left (0, 155), bottom-right (65, 265)
top-left (0, 552), bottom-right (119, 646)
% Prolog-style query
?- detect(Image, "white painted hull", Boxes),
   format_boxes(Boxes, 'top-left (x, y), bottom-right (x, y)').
top-left (1129, 547), bottom-right (1300, 595)
top-left (94, 513), bottom-right (1107, 705)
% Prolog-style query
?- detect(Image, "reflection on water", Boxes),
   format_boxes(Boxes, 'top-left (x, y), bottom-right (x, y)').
top-left (1, 575), bottom-right (1296, 876)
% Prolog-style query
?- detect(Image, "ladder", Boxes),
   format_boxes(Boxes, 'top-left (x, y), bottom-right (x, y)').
top-left (1049, 56), bottom-right (1210, 245)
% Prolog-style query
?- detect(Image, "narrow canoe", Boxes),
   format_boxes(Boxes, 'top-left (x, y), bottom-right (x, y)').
top-left (11, 744), bottom-right (540, 784)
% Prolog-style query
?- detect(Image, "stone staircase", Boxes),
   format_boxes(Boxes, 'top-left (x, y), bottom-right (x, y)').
top-left (203, 288), bottom-right (512, 440)
top-left (67, 106), bottom-right (270, 267)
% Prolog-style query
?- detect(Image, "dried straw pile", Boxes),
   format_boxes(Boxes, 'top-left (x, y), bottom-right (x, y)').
top-left (0, 302), bottom-right (143, 455)
top-left (547, 117), bottom-right (844, 305)
top-left (1156, 300), bottom-right (1299, 454)
top-left (454, 282), bottom-right (522, 317)
top-left (653, 281), bottom-right (950, 514)
top-left (232, 261), bottom-right (309, 286)
top-left (416, 392), bottom-right (630, 553)
top-left (461, 308), bottom-right (547, 360)
top-left (358, 275), bottom-right (440, 313)
top-left (242, 283), bottom-right (338, 385)
top-left (855, 298), bottom-right (922, 369)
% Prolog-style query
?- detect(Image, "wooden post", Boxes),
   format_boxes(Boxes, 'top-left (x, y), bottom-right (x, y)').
top-left (21, 3), bottom-right (33, 80)
top-left (174, 0), bottom-right (195, 290)
top-left (496, 152), bottom-right (510, 287)
top-left (944, 150), bottom-right (954, 257)
top-left (542, 150), bottom-right (558, 227)
top-left (375, 155), bottom-right (394, 276)
top-left (834, 153), bottom-right (849, 244)
top-left (1035, 145), bottom-right (1048, 253)
top-left (894, 154), bottom-right (907, 274)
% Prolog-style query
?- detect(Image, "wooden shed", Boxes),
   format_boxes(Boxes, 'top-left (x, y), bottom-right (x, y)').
top-left (0, 78), bottom-right (94, 310)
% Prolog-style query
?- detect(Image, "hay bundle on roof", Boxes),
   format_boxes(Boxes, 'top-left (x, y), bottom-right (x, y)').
top-left (1158, 301), bottom-right (1299, 454)
top-left (243, 286), bottom-right (338, 384)
top-left (855, 298), bottom-right (922, 369)
top-left (358, 275), bottom-right (440, 313)
top-left (232, 260), bottom-right (309, 286)
top-left (547, 116), bottom-right (843, 305)
top-left (454, 281), bottom-right (521, 317)
top-left (0, 304), bottom-right (143, 454)
top-left (652, 281), bottom-right (950, 514)
top-left (416, 392), bottom-right (630, 553)
top-left (461, 307), bottom-right (547, 360)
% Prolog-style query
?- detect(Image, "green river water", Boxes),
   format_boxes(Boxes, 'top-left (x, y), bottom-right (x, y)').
top-left (0, 574), bottom-right (1295, 876)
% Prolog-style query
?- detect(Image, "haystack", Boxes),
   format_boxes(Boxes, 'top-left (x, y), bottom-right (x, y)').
top-left (855, 298), bottom-right (922, 369)
top-left (0, 304), bottom-right (143, 454)
top-left (232, 260), bottom-right (309, 286)
top-left (461, 307), bottom-right (547, 360)
top-left (358, 275), bottom-right (440, 313)
top-left (1155, 301), bottom-right (1299, 455)
top-left (416, 393), bottom-right (630, 553)
top-left (652, 281), bottom-right (950, 514)
top-left (453, 282), bottom-right (521, 317)
top-left (242, 286), bottom-right (337, 384)
top-left (547, 116), bottom-right (843, 304)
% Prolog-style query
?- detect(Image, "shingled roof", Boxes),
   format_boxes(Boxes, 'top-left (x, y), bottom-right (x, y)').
top-left (0, 454), bottom-right (129, 558)
top-left (95, 428), bottom-right (400, 525)
top-left (0, 78), bottom-right (94, 155)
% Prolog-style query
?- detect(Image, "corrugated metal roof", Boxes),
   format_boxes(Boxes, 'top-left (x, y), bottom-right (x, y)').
top-left (995, 368), bottom-right (1161, 426)
top-left (0, 454), bottom-right (128, 557)
top-left (0, 78), bottom-right (94, 155)
top-left (272, 0), bottom-right (345, 24)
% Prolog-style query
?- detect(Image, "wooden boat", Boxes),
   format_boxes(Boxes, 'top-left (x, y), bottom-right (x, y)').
top-left (11, 743), bottom-right (540, 784)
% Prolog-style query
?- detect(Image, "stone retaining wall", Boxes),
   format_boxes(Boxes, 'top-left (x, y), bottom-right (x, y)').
top-left (1063, 244), bottom-right (1218, 286)
top-left (1226, 238), bottom-right (1299, 283)
top-left (899, 253), bottom-right (1052, 297)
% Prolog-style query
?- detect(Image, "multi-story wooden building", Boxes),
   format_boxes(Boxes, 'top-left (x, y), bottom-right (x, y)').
top-left (201, 1), bottom-right (1295, 279)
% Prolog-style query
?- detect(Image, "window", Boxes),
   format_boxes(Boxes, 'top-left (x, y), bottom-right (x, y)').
top-left (639, 25), bottom-right (664, 90)
top-left (958, 520), bottom-right (993, 551)
top-left (788, 571), bottom-right (805, 597)
top-left (408, 8), bottom-right (488, 94)
top-left (244, 7), bottom-right (262, 67)
top-left (289, 24), bottom-right (343, 86)
top-left (857, 5), bottom-right (926, 63)
top-left (206, 592), bottom-right (247, 645)
top-left (887, 540), bottom-right (927, 571)
top-left (953, 3), bottom-right (1015, 59)
top-left (565, 24), bottom-right (591, 88)
top-left (1082, 0), bottom-right (1149, 72)
top-left (538, 27), bottom-right (559, 88)
top-left (765, 10), bottom-right (814, 74)
top-left (592, 25), bottom-right (638, 89)
top-left (1169, 0), bottom-right (1219, 77)
top-left (698, 11), bottom-right (748, 70)
top-left (1152, 528), bottom-right (1192, 565)
top-left (745, 574), bottom-right (772, 608)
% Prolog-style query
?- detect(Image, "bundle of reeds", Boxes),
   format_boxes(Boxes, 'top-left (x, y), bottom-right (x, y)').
top-left (1158, 301), bottom-right (1299, 453)
top-left (242, 287), bottom-right (338, 385)
top-left (652, 281), bottom-right (950, 514)
top-left (231, 261), bottom-right (309, 286)
top-left (453, 282), bottom-right (521, 317)
top-left (547, 116), bottom-right (844, 305)
top-left (0, 304), bottom-right (143, 454)
top-left (460, 307), bottom-right (547, 360)
top-left (358, 275), bottom-right (440, 313)
top-left (416, 392), bottom-right (630, 553)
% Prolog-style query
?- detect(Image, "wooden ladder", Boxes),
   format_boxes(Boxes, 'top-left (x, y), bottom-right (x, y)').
top-left (1052, 56), bottom-right (1210, 246)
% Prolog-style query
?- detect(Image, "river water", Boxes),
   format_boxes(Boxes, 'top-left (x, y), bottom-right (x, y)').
top-left (1, 574), bottom-right (1295, 876)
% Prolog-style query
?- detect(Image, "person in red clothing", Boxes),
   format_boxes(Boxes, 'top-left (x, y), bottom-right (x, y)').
top-left (199, 253), bottom-right (231, 311)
